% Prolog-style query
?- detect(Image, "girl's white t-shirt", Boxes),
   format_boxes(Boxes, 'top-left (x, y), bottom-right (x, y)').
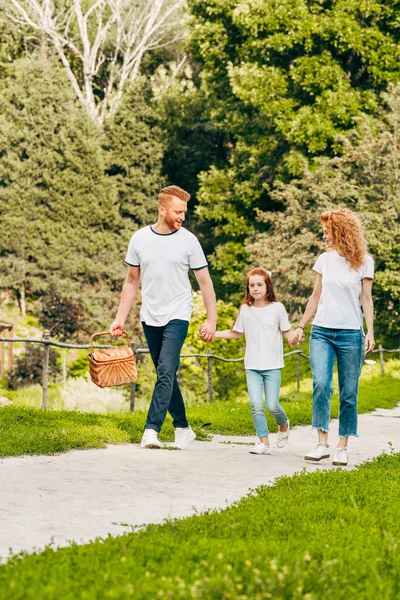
top-left (233, 302), bottom-right (291, 370)
top-left (313, 251), bottom-right (374, 330)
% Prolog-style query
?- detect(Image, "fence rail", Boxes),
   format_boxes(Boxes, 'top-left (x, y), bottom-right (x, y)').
top-left (0, 335), bottom-right (399, 412)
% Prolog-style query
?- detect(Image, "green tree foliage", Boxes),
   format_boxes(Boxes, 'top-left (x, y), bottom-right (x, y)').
top-left (249, 84), bottom-right (400, 345)
top-left (103, 81), bottom-right (164, 229)
top-left (0, 56), bottom-right (165, 334)
top-left (188, 0), bottom-right (400, 285)
top-left (0, 58), bottom-right (123, 325)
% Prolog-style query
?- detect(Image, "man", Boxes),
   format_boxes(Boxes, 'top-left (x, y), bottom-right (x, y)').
top-left (110, 185), bottom-right (217, 449)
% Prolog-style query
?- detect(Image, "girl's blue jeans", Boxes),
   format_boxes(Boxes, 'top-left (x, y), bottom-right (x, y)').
top-left (245, 369), bottom-right (288, 438)
top-left (310, 325), bottom-right (365, 438)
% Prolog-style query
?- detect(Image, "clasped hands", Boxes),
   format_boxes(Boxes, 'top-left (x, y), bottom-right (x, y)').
top-left (199, 320), bottom-right (216, 342)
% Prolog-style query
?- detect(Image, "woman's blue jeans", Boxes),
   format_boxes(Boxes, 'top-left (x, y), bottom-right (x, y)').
top-left (310, 325), bottom-right (364, 438)
top-left (245, 369), bottom-right (288, 438)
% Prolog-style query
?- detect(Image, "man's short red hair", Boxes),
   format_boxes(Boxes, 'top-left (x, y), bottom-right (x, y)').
top-left (158, 185), bottom-right (190, 206)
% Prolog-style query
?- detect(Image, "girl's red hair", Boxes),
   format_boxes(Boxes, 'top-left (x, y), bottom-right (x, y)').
top-left (241, 267), bottom-right (276, 306)
top-left (321, 209), bottom-right (367, 270)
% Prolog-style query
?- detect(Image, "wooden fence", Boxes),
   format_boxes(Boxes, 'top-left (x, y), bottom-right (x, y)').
top-left (0, 334), bottom-right (399, 412)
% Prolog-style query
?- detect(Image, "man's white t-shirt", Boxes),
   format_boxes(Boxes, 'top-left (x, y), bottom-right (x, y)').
top-left (233, 302), bottom-right (291, 370)
top-left (313, 251), bottom-right (374, 330)
top-left (125, 225), bottom-right (208, 326)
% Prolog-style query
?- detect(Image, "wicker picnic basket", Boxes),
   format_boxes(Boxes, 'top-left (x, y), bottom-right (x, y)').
top-left (89, 331), bottom-right (137, 388)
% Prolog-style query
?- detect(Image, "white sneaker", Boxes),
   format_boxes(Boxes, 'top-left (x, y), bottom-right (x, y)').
top-left (140, 429), bottom-right (162, 449)
top-left (332, 447), bottom-right (348, 466)
top-left (174, 426), bottom-right (196, 450)
top-left (304, 443), bottom-right (330, 462)
top-left (250, 442), bottom-right (271, 455)
top-left (276, 419), bottom-right (290, 448)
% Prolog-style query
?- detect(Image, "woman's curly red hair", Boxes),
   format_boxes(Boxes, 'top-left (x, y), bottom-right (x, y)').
top-left (321, 209), bottom-right (367, 270)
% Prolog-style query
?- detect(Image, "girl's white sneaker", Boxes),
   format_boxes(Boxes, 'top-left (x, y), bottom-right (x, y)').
top-left (332, 447), bottom-right (348, 466)
top-left (250, 442), bottom-right (271, 455)
top-left (276, 419), bottom-right (290, 448)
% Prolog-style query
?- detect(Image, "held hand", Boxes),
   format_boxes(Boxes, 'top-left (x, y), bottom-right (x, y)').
top-left (109, 320), bottom-right (125, 337)
top-left (287, 331), bottom-right (297, 346)
top-left (294, 327), bottom-right (305, 345)
top-left (199, 320), bottom-right (216, 343)
top-left (364, 333), bottom-right (375, 354)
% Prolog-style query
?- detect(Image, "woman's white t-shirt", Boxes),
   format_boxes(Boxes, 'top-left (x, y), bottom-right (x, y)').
top-left (233, 302), bottom-right (291, 370)
top-left (313, 251), bottom-right (374, 330)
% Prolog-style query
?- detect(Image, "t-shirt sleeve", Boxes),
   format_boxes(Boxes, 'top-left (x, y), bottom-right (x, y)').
top-left (232, 307), bottom-right (245, 333)
top-left (125, 234), bottom-right (140, 267)
top-left (189, 236), bottom-right (208, 270)
top-left (279, 304), bottom-right (291, 332)
top-left (312, 254), bottom-right (324, 275)
top-left (361, 254), bottom-right (374, 280)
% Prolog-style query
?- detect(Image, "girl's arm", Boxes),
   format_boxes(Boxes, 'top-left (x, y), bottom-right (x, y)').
top-left (214, 330), bottom-right (243, 340)
top-left (282, 329), bottom-right (296, 346)
top-left (294, 273), bottom-right (322, 343)
top-left (361, 278), bottom-right (374, 354)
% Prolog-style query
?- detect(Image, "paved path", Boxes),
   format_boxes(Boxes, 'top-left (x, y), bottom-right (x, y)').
top-left (0, 406), bottom-right (399, 561)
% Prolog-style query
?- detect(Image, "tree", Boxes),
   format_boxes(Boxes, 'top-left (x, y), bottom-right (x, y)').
top-left (248, 84), bottom-right (400, 345)
top-left (187, 0), bottom-right (400, 288)
top-left (2, 0), bottom-right (187, 125)
top-left (0, 58), bottom-right (123, 324)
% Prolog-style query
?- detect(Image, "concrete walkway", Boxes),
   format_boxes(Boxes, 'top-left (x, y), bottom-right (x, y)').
top-left (0, 406), bottom-right (399, 561)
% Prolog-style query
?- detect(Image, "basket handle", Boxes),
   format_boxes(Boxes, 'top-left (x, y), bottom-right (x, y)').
top-left (90, 330), bottom-right (131, 353)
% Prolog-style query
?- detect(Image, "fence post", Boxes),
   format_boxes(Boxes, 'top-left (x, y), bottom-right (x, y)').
top-left (129, 342), bottom-right (137, 412)
top-left (378, 344), bottom-right (385, 375)
top-left (296, 351), bottom-right (301, 393)
top-left (42, 331), bottom-right (51, 411)
top-left (8, 326), bottom-right (13, 375)
top-left (0, 338), bottom-right (4, 378)
top-left (207, 347), bottom-right (214, 403)
top-left (62, 348), bottom-right (68, 389)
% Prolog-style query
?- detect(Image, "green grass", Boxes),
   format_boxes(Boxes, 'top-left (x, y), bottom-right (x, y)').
top-left (0, 451), bottom-right (399, 599)
top-left (0, 360), bottom-right (399, 457)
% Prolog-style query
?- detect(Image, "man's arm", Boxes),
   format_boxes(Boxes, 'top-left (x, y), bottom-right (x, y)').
top-left (194, 267), bottom-right (217, 342)
top-left (109, 266), bottom-right (141, 337)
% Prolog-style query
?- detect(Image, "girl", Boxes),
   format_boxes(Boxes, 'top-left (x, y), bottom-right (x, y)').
top-left (214, 268), bottom-right (295, 454)
top-left (294, 209), bottom-right (374, 466)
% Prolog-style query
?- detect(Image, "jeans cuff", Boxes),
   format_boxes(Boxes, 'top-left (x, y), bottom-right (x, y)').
top-left (312, 425), bottom-right (330, 433)
top-left (339, 432), bottom-right (358, 438)
top-left (145, 425), bottom-right (160, 433)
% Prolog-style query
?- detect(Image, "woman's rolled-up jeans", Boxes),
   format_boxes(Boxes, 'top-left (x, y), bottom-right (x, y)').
top-left (245, 368), bottom-right (288, 438)
top-left (310, 325), bottom-right (365, 438)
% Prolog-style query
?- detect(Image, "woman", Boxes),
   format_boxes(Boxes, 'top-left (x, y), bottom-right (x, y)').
top-left (294, 209), bottom-right (374, 466)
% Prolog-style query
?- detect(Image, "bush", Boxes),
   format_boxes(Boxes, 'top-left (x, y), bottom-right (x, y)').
top-left (8, 345), bottom-right (61, 390)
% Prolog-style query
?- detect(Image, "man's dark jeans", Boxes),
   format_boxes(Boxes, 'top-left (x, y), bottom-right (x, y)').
top-left (142, 319), bottom-right (189, 432)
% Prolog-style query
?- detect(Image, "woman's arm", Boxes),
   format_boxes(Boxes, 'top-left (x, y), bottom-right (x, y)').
top-left (361, 278), bottom-right (374, 354)
top-left (214, 330), bottom-right (243, 340)
top-left (294, 273), bottom-right (323, 342)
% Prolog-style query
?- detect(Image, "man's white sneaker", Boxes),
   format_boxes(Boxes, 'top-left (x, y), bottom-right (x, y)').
top-left (174, 426), bottom-right (196, 450)
top-left (304, 443), bottom-right (330, 462)
top-left (140, 429), bottom-right (162, 449)
top-left (276, 419), bottom-right (290, 448)
top-left (332, 447), bottom-right (348, 466)
top-left (250, 442), bottom-right (271, 455)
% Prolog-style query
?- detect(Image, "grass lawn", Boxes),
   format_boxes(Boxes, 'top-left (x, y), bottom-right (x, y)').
top-left (0, 451), bottom-right (399, 599)
top-left (0, 360), bottom-right (398, 457)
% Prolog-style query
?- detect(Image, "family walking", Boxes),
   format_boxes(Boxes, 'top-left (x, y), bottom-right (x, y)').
top-left (110, 185), bottom-right (374, 466)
